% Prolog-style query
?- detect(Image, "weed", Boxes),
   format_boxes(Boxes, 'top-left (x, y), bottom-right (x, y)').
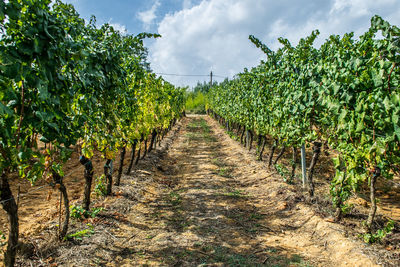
top-left (212, 158), bottom-right (225, 167)
top-left (249, 213), bottom-right (264, 220)
top-left (136, 250), bottom-right (146, 257)
top-left (200, 246), bottom-right (259, 266)
top-left (70, 205), bottom-right (86, 219)
top-left (187, 118), bottom-right (216, 143)
top-left (168, 191), bottom-right (182, 206)
top-left (70, 205), bottom-right (104, 219)
top-left (222, 189), bottom-right (248, 198)
top-left (64, 224), bottom-right (94, 241)
top-left (198, 119), bottom-right (211, 133)
top-left (290, 254), bottom-right (303, 263)
top-left (218, 167), bottom-right (233, 178)
top-left (204, 135), bottom-right (217, 143)
top-left (197, 245), bottom-right (312, 266)
top-left (90, 207), bottom-right (103, 218)
top-left (185, 132), bottom-right (199, 141)
top-left (361, 219), bottom-right (395, 243)
top-left (94, 174), bottom-right (107, 196)
top-left (263, 250), bottom-right (312, 267)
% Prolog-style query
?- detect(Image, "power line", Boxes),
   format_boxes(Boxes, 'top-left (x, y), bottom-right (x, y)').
top-left (155, 72), bottom-right (226, 78)
top-left (155, 73), bottom-right (208, 77)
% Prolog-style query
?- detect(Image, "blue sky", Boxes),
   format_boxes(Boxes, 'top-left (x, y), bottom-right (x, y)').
top-left (63, 0), bottom-right (201, 34)
top-left (63, 0), bottom-right (400, 88)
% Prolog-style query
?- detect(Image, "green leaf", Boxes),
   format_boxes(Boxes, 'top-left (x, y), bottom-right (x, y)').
top-left (355, 120), bottom-right (365, 133)
top-left (0, 101), bottom-right (13, 116)
top-left (394, 125), bottom-right (400, 141)
top-left (383, 96), bottom-right (391, 110)
top-left (393, 114), bottom-right (399, 124)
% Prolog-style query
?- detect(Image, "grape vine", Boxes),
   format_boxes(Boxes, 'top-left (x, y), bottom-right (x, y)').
top-left (0, 1), bottom-right (184, 266)
top-left (208, 15), bottom-right (399, 232)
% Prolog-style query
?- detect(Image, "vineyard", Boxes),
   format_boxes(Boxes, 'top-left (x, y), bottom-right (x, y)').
top-left (0, 1), bottom-right (184, 266)
top-left (1, 0), bottom-right (400, 266)
top-left (208, 15), bottom-right (400, 235)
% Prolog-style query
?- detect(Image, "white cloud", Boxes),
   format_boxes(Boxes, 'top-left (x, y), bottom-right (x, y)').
top-left (149, 0), bottom-right (400, 87)
top-left (137, 0), bottom-right (161, 30)
top-left (109, 22), bottom-right (128, 34)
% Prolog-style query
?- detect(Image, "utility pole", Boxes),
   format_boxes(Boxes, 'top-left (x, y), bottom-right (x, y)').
top-left (210, 71), bottom-right (213, 87)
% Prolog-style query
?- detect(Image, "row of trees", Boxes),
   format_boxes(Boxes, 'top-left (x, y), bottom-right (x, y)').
top-left (0, 1), bottom-right (184, 266)
top-left (208, 15), bottom-right (399, 232)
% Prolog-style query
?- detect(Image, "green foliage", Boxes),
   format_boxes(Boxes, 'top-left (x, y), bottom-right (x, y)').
top-left (222, 189), bottom-right (247, 198)
top-left (94, 175), bottom-right (107, 197)
top-left (0, 1), bottom-right (185, 265)
top-left (208, 15), bottom-right (400, 223)
top-left (275, 164), bottom-right (292, 184)
top-left (70, 205), bottom-right (86, 219)
top-left (64, 224), bottom-right (95, 241)
top-left (0, 0), bottom-right (185, 187)
top-left (168, 191), bottom-right (182, 206)
top-left (192, 80), bottom-right (218, 94)
top-left (330, 168), bottom-right (353, 214)
top-left (362, 220), bottom-right (395, 244)
top-left (89, 207), bottom-right (104, 218)
top-left (198, 118), bottom-right (211, 133)
top-left (70, 205), bottom-right (104, 219)
top-left (185, 91), bottom-right (206, 114)
top-left (217, 167), bottom-right (233, 178)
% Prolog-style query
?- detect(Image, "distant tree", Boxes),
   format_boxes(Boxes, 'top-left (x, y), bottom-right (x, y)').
top-left (192, 80), bottom-right (219, 94)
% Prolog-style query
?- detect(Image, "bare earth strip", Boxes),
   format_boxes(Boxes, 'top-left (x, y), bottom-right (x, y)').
top-left (114, 115), bottom-right (378, 266)
top-left (15, 115), bottom-right (381, 266)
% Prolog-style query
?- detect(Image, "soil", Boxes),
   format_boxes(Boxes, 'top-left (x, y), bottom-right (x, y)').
top-left (0, 144), bottom-right (136, 239)
top-left (1, 115), bottom-right (400, 266)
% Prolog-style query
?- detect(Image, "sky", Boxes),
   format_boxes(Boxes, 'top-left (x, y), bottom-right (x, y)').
top-left (63, 0), bottom-right (400, 88)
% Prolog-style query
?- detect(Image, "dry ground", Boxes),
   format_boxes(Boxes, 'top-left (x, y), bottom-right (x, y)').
top-left (2, 115), bottom-right (400, 266)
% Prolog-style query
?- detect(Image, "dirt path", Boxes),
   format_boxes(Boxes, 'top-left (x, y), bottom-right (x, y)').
top-left (14, 115), bottom-right (384, 266)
